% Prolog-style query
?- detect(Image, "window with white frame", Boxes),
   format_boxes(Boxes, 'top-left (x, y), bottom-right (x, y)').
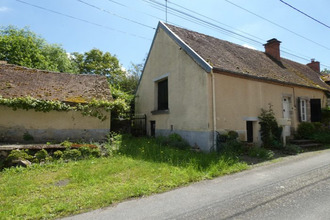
top-left (300, 99), bottom-right (307, 122)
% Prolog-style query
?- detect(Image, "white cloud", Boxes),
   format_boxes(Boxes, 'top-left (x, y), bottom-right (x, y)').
top-left (242, 44), bottom-right (256, 50)
top-left (0, 7), bottom-right (9, 12)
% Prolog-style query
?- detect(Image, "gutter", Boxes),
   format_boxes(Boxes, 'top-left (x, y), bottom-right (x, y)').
top-left (211, 69), bottom-right (217, 151)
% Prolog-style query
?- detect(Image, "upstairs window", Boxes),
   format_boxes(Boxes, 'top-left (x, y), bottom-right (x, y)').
top-left (157, 79), bottom-right (168, 110)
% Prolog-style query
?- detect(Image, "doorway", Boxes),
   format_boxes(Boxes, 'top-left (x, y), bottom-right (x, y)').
top-left (310, 99), bottom-right (321, 122)
top-left (246, 121), bottom-right (253, 143)
top-left (282, 97), bottom-right (291, 137)
top-left (150, 121), bottom-right (156, 137)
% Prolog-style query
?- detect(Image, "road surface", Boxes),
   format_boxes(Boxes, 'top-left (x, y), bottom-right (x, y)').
top-left (63, 149), bottom-right (330, 220)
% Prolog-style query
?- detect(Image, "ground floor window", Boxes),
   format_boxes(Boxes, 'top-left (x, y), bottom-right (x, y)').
top-left (300, 99), bottom-right (307, 122)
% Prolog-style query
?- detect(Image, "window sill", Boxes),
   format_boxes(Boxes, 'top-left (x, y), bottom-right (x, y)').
top-left (151, 109), bottom-right (170, 115)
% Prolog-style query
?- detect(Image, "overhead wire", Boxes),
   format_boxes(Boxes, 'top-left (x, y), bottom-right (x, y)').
top-left (15, 0), bottom-right (151, 41)
top-left (106, 0), bottom-right (163, 21)
top-left (224, 0), bottom-right (330, 51)
top-left (279, 0), bottom-right (330, 30)
top-left (144, 0), bottom-right (329, 67)
top-left (143, 0), bottom-right (264, 47)
top-left (167, 0), bottom-right (316, 64)
top-left (76, 0), bottom-right (155, 30)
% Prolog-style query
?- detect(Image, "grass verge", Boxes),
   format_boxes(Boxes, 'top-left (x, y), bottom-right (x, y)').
top-left (0, 135), bottom-right (248, 219)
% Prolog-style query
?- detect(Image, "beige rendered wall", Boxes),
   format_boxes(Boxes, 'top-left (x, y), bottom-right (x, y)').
top-left (214, 72), bottom-right (326, 142)
top-left (135, 27), bottom-right (212, 150)
top-left (0, 106), bottom-right (110, 142)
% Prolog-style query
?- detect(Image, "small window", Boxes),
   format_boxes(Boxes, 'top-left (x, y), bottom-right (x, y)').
top-left (157, 79), bottom-right (168, 110)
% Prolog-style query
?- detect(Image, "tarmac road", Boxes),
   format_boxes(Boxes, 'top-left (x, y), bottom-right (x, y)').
top-left (63, 149), bottom-right (330, 220)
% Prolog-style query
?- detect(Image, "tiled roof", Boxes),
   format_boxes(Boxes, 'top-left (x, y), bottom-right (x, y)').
top-left (0, 63), bottom-right (112, 103)
top-left (164, 23), bottom-right (330, 91)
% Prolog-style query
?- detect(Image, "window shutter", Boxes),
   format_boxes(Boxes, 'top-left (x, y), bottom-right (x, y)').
top-left (297, 97), bottom-right (301, 122)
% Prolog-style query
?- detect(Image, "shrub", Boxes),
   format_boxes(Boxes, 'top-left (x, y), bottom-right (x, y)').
top-left (7, 150), bottom-right (33, 161)
top-left (63, 149), bottom-right (81, 160)
top-left (258, 105), bottom-right (282, 148)
top-left (53, 150), bottom-right (63, 160)
top-left (247, 146), bottom-right (274, 160)
top-left (284, 144), bottom-right (302, 155)
top-left (91, 148), bottom-right (101, 158)
top-left (296, 122), bottom-right (316, 139)
top-left (78, 146), bottom-right (101, 158)
top-left (156, 133), bottom-right (190, 150)
top-left (220, 140), bottom-right (244, 155)
top-left (227, 130), bottom-right (239, 140)
top-left (35, 149), bottom-right (48, 161)
top-left (60, 140), bottom-right (73, 148)
top-left (312, 131), bottom-right (330, 144)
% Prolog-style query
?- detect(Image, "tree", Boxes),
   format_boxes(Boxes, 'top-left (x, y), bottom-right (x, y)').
top-left (71, 49), bottom-right (125, 86)
top-left (321, 68), bottom-right (330, 74)
top-left (120, 62), bottom-right (143, 94)
top-left (0, 26), bottom-right (78, 73)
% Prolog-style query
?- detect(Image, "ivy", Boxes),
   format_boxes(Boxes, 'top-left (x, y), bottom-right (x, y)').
top-left (0, 96), bottom-right (129, 121)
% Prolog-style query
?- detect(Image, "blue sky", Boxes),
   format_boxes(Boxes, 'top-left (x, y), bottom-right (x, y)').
top-left (1, 0), bottom-right (329, 71)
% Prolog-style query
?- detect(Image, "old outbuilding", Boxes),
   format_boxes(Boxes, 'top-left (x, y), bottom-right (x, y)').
top-left (0, 62), bottom-right (112, 143)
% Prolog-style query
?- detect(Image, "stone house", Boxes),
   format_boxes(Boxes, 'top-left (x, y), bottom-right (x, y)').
top-left (135, 22), bottom-right (330, 152)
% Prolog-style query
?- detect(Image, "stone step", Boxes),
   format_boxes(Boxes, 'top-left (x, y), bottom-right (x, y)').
top-left (298, 143), bottom-right (322, 148)
top-left (290, 139), bottom-right (315, 144)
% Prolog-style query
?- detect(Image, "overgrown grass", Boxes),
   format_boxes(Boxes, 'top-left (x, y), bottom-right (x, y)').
top-left (0, 135), bottom-right (248, 219)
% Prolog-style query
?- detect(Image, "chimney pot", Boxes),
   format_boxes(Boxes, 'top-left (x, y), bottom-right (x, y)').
top-left (307, 59), bottom-right (320, 73)
top-left (264, 38), bottom-right (281, 61)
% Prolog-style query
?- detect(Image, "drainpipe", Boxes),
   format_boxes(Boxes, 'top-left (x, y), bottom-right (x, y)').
top-left (211, 69), bottom-right (217, 151)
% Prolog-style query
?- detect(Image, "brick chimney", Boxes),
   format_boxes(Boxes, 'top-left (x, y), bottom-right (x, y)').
top-left (264, 38), bottom-right (281, 61)
top-left (307, 59), bottom-right (320, 73)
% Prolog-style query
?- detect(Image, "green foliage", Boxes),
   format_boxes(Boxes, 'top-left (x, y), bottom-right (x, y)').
top-left (247, 146), bottom-right (274, 160)
top-left (321, 68), bottom-right (330, 74)
top-left (23, 132), bottom-right (34, 141)
top-left (71, 49), bottom-right (125, 85)
top-left (284, 144), bottom-right (303, 155)
top-left (63, 149), bottom-right (81, 160)
top-left (6, 150), bottom-right (33, 162)
top-left (0, 26), bottom-right (78, 73)
top-left (258, 104), bottom-right (282, 148)
top-left (53, 150), bottom-right (63, 160)
top-left (156, 133), bottom-right (190, 150)
top-left (60, 140), bottom-right (73, 148)
top-left (0, 95), bottom-right (126, 121)
top-left (119, 62), bottom-right (143, 94)
top-left (321, 108), bottom-right (330, 125)
top-left (220, 140), bottom-right (244, 156)
top-left (77, 147), bottom-right (101, 159)
top-left (312, 131), bottom-right (330, 144)
top-left (35, 149), bottom-right (48, 161)
top-left (296, 122), bottom-right (316, 139)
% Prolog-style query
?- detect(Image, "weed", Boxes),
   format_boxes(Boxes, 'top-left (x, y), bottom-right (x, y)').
top-left (247, 146), bottom-right (274, 160)
top-left (35, 149), bottom-right (49, 161)
top-left (63, 149), bottom-right (81, 160)
top-left (23, 132), bottom-right (34, 141)
top-left (53, 150), bottom-right (63, 160)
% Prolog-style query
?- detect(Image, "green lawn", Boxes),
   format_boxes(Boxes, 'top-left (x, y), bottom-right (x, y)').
top-left (0, 135), bottom-right (248, 219)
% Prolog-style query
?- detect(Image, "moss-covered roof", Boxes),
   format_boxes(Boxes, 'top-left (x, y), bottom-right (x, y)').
top-left (165, 23), bottom-right (330, 91)
top-left (0, 63), bottom-right (112, 103)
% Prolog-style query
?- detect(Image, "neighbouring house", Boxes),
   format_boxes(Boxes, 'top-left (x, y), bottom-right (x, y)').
top-left (135, 21), bottom-right (330, 152)
top-left (322, 74), bottom-right (330, 85)
top-left (0, 62), bottom-right (112, 143)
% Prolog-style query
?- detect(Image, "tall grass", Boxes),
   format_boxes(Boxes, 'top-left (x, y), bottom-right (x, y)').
top-left (0, 134), bottom-right (248, 219)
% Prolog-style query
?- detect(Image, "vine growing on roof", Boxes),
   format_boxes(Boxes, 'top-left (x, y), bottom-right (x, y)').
top-left (0, 96), bottom-right (128, 121)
